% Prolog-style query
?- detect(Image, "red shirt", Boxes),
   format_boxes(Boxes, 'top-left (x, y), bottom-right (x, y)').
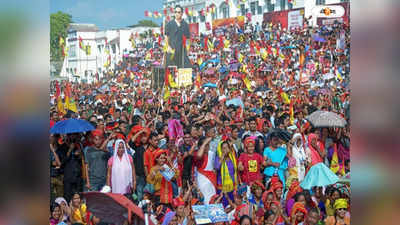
top-left (238, 153), bottom-right (264, 184)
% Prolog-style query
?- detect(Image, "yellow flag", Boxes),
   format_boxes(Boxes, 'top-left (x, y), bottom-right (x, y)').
top-left (197, 57), bottom-right (203, 66)
top-left (208, 39), bottom-right (214, 51)
top-left (243, 75), bottom-right (253, 92)
top-left (280, 91), bottom-right (290, 105)
top-left (169, 73), bottom-right (178, 88)
top-left (336, 70), bottom-right (343, 81)
top-left (163, 85), bottom-right (170, 100)
top-left (261, 48), bottom-right (268, 60)
top-left (224, 39), bottom-right (230, 49)
top-left (330, 145), bottom-right (339, 174)
top-left (238, 53), bottom-right (244, 63)
top-left (186, 39), bottom-right (191, 52)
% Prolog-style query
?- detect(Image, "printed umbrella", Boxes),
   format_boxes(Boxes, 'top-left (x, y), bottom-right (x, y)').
top-left (50, 118), bottom-right (95, 134)
top-left (82, 192), bottom-right (152, 225)
top-left (229, 63), bottom-right (240, 71)
top-left (306, 110), bottom-right (347, 128)
top-left (300, 163), bottom-right (339, 189)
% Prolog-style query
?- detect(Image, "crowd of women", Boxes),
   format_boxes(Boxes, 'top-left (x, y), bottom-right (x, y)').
top-left (50, 17), bottom-right (350, 225)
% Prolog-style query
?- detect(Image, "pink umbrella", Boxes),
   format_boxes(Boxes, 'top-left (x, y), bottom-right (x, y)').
top-left (82, 192), bottom-right (154, 225)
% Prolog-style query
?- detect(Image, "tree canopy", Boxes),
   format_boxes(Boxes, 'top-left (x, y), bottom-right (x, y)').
top-left (50, 11), bottom-right (72, 62)
top-left (129, 20), bottom-right (159, 28)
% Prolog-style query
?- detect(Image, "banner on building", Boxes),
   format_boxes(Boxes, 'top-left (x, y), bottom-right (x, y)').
top-left (288, 10), bottom-right (303, 30)
top-left (263, 10), bottom-right (289, 29)
top-left (212, 16), bottom-right (245, 31)
top-left (316, 2), bottom-right (350, 26)
top-left (189, 23), bottom-right (199, 37)
top-left (177, 68), bottom-right (193, 87)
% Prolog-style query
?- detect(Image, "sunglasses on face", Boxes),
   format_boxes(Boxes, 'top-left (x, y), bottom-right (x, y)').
top-left (337, 208), bottom-right (347, 211)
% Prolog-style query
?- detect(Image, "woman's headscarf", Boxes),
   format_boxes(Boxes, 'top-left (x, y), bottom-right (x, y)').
top-left (307, 133), bottom-right (323, 165)
top-left (334, 198), bottom-right (348, 210)
top-left (291, 202), bottom-right (308, 224)
top-left (244, 136), bottom-right (256, 148)
top-left (111, 139), bottom-right (133, 194)
top-left (54, 197), bottom-right (67, 206)
top-left (286, 180), bottom-right (303, 202)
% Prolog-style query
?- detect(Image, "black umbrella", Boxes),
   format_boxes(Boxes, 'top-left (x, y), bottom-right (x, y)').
top-left (268, 128), bottom-right (292, 143)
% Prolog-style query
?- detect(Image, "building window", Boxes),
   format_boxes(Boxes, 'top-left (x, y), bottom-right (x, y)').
top-left (220, 2), bottom-right (230, 18)
top-left (257, 1), bottom-right (263, 15)
top-left (316, 0), bottom-right (325, 5)
top-left (280, 0), bottom-right (286, 10)
top-left (212, 8), bottom-right (217, 20)
top-left (69, 44), bottom-right (76, 57)
top-left (267, 0), bottom-right (275, 12)
top-left (288, 0), bottom-right (293, 9)
top-left (200, 12), bottom-right (205, 22)
top-left (250, 2), bottom-right (257, 15)
top-left (240, 4), bottom-right (246, 16)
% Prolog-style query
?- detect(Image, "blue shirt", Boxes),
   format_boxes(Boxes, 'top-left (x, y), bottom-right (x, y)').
top-left (263, 146), bottom-right (288, 188)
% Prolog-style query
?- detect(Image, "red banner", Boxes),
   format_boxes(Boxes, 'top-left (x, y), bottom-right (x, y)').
top-left (189, 23), bottom-right (199, 37)
top-left (212, 16), bottom-right (245, 31)
top-left (263, 10), bottom-right (289, 29)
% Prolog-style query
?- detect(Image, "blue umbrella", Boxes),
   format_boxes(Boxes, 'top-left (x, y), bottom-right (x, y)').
top-left (300, 163), bottom-right (339, 190)
top-left (226, 97), bottom-right (244, 109)
top-left (229, 63), bottom-right (240, 71)
top-left (219, 66), bottom-right (227, 73)
top-left (50, 118), bottom-right (95, 134)
top-left (203, 82), bottom-right (217, 88)
top-left (313, 34), bottom-right (326, 42)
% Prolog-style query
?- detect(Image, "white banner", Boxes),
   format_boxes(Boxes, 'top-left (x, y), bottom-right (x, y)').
top-left (288, 10), bottom-right (303, 30)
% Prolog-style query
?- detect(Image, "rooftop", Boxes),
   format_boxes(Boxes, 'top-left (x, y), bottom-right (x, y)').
top-left (68, 23), bottom-right (99, 32)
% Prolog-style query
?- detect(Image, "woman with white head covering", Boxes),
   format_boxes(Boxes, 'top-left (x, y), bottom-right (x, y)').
top-left (106, 139), bottom-right (136, 194)
top-left (54, 197), bottom-right (69, 222)
top-left (288, 133), bottom-right (307, 184)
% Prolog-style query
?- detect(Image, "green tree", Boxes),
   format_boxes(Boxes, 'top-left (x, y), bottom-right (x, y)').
top-left (130, 19), bottom-right (159, 28)
top-left (50, 11), bottom-right (72, 62)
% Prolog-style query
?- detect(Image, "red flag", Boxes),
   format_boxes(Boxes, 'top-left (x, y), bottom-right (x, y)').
top-left (185, 7), bottom-right (189, 15)
top-left (182, 35), bottom-right (187, 49)
top-left (79, 36), bottom-right (83, 49)
top-left (219, 36), bottom-right (224, 49)
top-left (164, 68), bottom-right (170, 86)
top-left (204, 36), bottom-right (208, 51)
top-left (250, 41), bottom-right (255, 54)
top-left (158, 36), bottom-right (162, 46)
top-left (144, 10), bottom-right (149, 17)
top-left (170, 7), bottom-right (174, 13)
top-left (163, 8), bottom-right (167, 15)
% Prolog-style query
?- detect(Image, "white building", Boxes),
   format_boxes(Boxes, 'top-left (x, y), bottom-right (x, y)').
top-left (162, 0), bottom-right (347, 34)
top-left (63, 23), bottom-right (160, 83)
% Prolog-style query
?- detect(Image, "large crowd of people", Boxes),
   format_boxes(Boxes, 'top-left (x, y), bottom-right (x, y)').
top-left (50, 13), bottom-right (350, 225)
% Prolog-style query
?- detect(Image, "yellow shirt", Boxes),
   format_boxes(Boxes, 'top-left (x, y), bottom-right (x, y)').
top-left (146, 165), bottom-right (179, 194)
top-left (325, 199), bottom-right (335, 217)
top-left (72, 203), bottom-right (87, 225)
